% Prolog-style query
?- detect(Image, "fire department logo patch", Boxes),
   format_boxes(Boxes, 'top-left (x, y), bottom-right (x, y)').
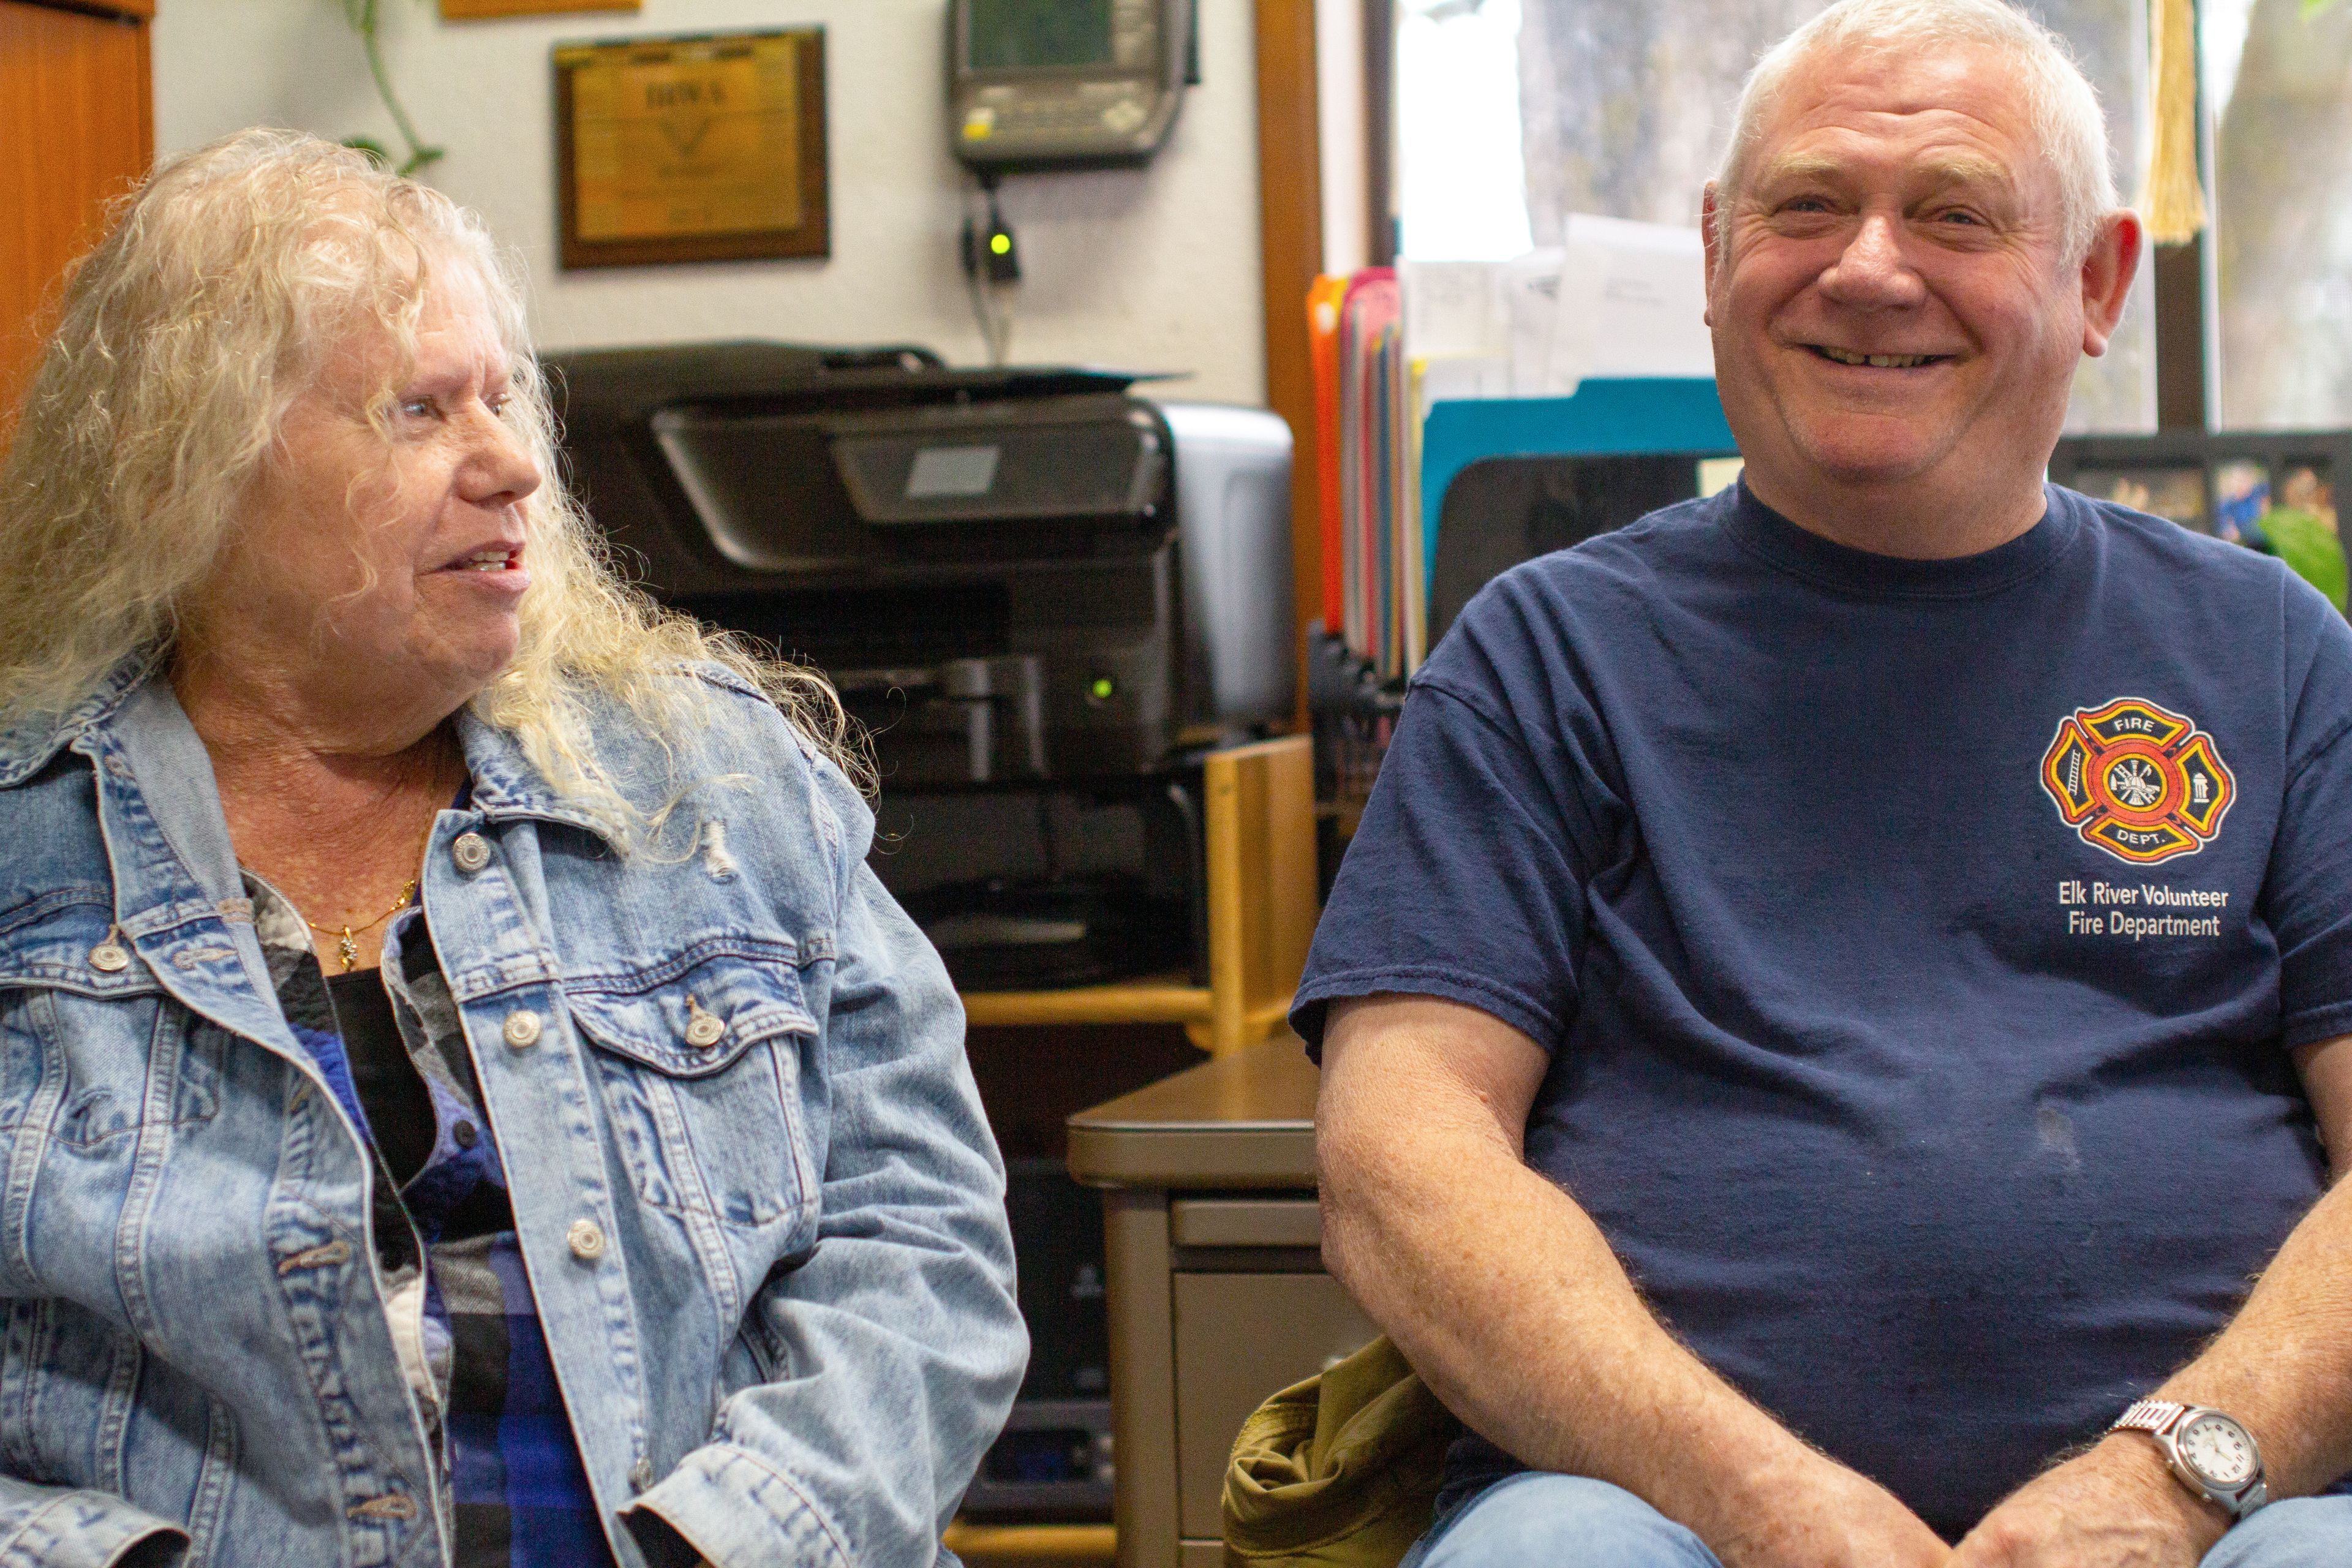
top-left (2040, 698), bottom-right (2236, 865)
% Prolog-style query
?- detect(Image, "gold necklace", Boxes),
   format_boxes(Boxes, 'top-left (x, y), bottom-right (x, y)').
top-left (308, 880), bottom-right (418, 974)
top-left (307, 816), bottom-right (438, 974)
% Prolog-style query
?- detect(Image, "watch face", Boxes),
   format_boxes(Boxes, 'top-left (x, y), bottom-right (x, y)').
top-left (2178, 1413), bottom-right (2258, 1487)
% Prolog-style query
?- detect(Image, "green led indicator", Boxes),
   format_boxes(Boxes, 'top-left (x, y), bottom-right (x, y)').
top-left (990, 233), bottom-right (1013, 257)
top-left (1090, 676), bottom-right (1116, 701)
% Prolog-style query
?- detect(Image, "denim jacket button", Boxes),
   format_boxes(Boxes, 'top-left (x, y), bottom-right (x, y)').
top-left (451, 832), bottom-right (492, 873)
top-left (502, 1010), bottom-right (543, 1049)
top-left (88, 943), bottom-right (130, 973)
top-left (567, 1219), bottom-right (606, 1261)
top-left (684, 1003), bottom-right (726, 1049)
top-left (628, 1458), bottom-right (654, 1491)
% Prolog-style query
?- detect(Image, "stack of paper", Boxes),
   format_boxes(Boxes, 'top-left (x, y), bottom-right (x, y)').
top-left (1304, 216), bottom-right (1714, 679)
top-left (1305, 265), bottom-right (1433, 680)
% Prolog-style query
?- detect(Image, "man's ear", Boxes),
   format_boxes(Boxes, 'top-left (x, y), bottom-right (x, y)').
top-left (1702, 183), bottom-right (1722, 328)
top-left (2079, 208), bottom-right (2144, 359)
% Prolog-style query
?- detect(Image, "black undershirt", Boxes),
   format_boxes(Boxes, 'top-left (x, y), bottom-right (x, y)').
top-left (323, 970), bottom-right (436, 1187)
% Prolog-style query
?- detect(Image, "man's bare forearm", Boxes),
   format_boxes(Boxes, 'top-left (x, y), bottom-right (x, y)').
top-left (1318, 1079), bottom-right (1800, 1526)
top-left (2141, 1170), bottom-right (2352, 1496)
top-left (1316, 998), bottom-right (1944, 1564)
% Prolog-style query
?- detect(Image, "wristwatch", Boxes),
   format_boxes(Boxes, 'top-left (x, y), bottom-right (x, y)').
top-left (2109, 1400), bottom-right (2269, 1521)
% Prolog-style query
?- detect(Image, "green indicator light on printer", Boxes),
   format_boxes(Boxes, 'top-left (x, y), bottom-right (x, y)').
top-left (1090, 676), bottom-right (1116, 702)
top-left (990, 233), bottom-right (1013, 257)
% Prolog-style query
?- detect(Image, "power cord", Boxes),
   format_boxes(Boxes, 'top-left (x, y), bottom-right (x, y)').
top-left (960, 172), bottom-right (1020, 367)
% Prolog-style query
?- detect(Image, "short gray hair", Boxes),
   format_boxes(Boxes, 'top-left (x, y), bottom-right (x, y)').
top-left (1714, 0), bottom-right (2118, 263)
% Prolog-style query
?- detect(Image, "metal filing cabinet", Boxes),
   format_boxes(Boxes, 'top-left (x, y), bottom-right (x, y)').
top-left (1068, 1039), bottom-right (1380, 1568)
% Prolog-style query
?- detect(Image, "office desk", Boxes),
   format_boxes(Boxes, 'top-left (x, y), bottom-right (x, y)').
top-left (1069, 1037), bottom-right (1381, 1568)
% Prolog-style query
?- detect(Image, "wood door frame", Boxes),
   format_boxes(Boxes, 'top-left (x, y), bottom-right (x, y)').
top-left (2, 0), bottom-right (154, 426)
top-left (1254, 0), bottom-right (1325, 710)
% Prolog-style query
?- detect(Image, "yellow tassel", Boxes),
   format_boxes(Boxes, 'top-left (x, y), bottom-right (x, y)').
top-left (2144, 0), bottom-right (2207, 245)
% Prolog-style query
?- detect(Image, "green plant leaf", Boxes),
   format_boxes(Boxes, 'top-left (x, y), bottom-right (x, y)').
top-left (2257, 508), bottom-right (2348, 611)
top-left (331, 0), bottom-right (441, 181)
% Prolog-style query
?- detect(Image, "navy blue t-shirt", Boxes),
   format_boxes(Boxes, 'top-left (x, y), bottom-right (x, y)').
top-left (1293, 481), bottom-right (2352, 1538)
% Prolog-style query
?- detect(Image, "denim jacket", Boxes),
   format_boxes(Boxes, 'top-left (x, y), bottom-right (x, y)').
top-left (0, 662), bottom-right (1026, 1567)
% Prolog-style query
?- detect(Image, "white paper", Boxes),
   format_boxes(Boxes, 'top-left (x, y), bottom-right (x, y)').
top-left (1399, 260), bottom-right (1506, 363)
top-left (1417, 356), bottom-right (1512, 402)
top-left (1498, 249), bottom-right (1566, 396)
top-left (1547, 214), bottom-right (1716, 395)
top-left (1697, 456), bottom-right (1746, 498)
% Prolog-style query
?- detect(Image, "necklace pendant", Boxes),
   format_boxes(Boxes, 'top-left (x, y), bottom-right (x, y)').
top-left (337, 930), bottom-right (359, 972)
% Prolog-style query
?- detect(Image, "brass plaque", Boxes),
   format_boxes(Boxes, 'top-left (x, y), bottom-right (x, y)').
top-left (556, 29), bottom-right (828, 267)
top-left (443, 1), bottom-right (637, 18)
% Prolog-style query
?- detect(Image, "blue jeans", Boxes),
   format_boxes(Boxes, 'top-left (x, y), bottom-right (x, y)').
top-left (1399, 1472), bottom-right (2352, 1567)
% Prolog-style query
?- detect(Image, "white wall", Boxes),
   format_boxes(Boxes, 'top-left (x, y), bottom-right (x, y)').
top-left (153, 0), bottom-right (1270, 404)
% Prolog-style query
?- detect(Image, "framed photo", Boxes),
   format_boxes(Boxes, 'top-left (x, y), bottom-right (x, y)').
top-left (2212, 458), bottom-right (2271, 545)
top-left (2073, 464), bottom-right (2209, 533)
top-left (2276, 461), bottom-right (2338, 535)
top-left (554, 29), bottom-right (829, 269)
top-left (443, 1), bottom-right (637, 18)
top-left (2051, 433), bottom-right (2352, 616)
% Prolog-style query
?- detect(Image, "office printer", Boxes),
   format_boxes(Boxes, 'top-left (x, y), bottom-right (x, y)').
top-left (550, 342), bottom-right (1294, 995)
top-left (548, 342), bottom-right (1294, 783)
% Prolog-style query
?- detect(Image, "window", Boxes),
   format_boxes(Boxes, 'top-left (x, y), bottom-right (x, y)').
top-left (2206, 0), bottom-right (2352, 428)
top-left (1395, 0), bottom-right (1531, 260)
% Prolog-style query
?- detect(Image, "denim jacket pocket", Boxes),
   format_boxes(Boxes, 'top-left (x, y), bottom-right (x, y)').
top-left (0, 888), bottom-right (164, 1001)
top-left (565, 939), bottom-right (821, 1234)
top-left (0, 893), bottom-right (227, 1288)
top-left (0, 897), bottom-right (216, 1123)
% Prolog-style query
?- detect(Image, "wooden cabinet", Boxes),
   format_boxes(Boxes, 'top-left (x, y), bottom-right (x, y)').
top-left (0, 0), bottom-right (153, 425)
top-left (1172, 1268), bottom-right (1379, 1542)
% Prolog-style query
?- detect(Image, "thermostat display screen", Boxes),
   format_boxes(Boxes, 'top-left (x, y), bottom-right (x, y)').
top-left (967, 0), bottom-right (1115, 72)
top-left (906, 445), bottom-right (1003, 499)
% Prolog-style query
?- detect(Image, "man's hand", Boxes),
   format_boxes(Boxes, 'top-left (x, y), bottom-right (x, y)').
top-left (1709, 1449), bottom-right (1951, 1568)
top-left (1948, 1436), bottom-right (2226, 1568)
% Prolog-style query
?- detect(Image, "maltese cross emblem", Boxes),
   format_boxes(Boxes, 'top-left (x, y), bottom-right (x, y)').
top-left (2040, 698), bottom-right (2236, 865)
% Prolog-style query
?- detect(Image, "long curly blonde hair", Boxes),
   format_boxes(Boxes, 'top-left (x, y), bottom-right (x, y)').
top-left (0, 129), bottom-right (865, 829)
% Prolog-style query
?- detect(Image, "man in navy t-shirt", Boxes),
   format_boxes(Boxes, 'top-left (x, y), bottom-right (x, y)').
top-left (1298, 3), bottom-right (2352, 1567)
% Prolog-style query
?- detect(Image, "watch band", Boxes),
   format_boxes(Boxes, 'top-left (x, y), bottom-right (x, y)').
top-left (2109, 1400), bottom-right (2269, 1521)
top-left (2114, 1398), bottom-right (2191, 1438)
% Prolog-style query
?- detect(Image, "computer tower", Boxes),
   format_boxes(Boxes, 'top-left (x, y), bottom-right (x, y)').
top-left (961, 1158), bottom-right (1116, 1519)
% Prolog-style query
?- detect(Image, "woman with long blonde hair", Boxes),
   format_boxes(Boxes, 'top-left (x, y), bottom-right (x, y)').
top-left (0, 129), bottom-right (1022, 1568)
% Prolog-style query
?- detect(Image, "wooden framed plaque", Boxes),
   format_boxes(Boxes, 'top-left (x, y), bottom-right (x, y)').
top-left (555, 29), bottom-right (828, 269)
top-left (444, 1), bottom-right (638, 18)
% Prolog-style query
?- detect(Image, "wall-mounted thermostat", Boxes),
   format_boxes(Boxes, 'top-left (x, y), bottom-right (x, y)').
top-left (949, 0), bottom-right (1193, 172)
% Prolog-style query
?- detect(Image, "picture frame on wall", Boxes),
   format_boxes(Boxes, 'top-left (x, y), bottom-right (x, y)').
top-left (443, 1), bottom-right (638, 18)
top-left (2072, 464), bottom-right (2210, 533)
top-left (554, 28), bottom-right (829, 269)
top-left (2051, 431), bottom-right (2352, 614)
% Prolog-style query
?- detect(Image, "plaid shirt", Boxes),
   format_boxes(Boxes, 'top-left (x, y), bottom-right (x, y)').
top-left (250, 875), bottom-right (616, 1568)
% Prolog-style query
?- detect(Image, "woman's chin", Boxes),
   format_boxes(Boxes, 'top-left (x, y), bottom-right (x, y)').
top-left (388, 623), bottom-right (524, 717)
